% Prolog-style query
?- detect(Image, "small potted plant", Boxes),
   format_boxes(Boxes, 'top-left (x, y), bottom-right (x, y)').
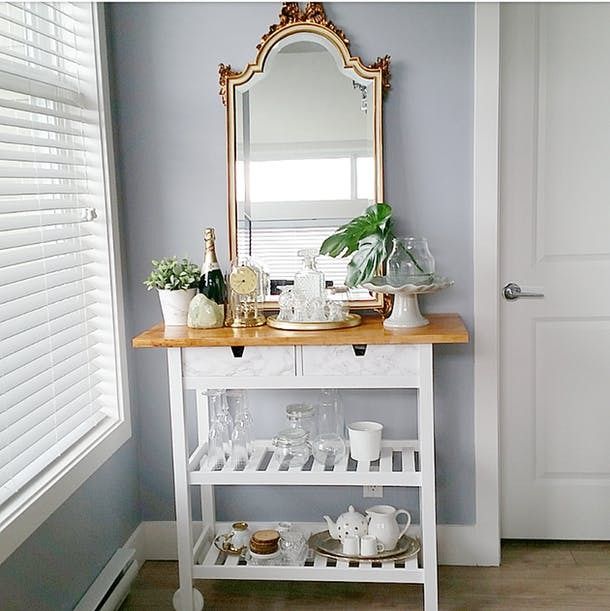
top-left (144, 257), bottom-right (200, 326)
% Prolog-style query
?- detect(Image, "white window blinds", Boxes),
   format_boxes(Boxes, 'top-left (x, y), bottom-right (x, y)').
top-left (0, 3), bottom-right (122, 509)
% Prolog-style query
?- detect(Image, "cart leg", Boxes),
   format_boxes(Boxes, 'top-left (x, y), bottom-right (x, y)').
top-left (418, 344), bottom-right (438, 611)
top-left (168, 348), bottom-right (203, 611)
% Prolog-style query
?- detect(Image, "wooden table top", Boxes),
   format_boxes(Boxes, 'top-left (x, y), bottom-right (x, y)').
top-left (132, 313), bottom-right (468, 348)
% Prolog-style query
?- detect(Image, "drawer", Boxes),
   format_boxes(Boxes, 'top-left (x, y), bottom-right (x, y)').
top-left (301, 344), bottom-right (419, 378)
top-left (182, 346), bottom-right (296, 378)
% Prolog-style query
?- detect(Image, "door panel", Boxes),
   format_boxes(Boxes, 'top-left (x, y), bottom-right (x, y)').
top-left (500, 4), bottom-right (610, 539)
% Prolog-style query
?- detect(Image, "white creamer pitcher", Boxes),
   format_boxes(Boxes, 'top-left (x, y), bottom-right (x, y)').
top-left (366, 505), bottom-right (411, 551)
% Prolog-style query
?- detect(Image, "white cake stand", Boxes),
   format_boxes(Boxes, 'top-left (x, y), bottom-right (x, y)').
top-left (362, 276), bottom-right (454, 329)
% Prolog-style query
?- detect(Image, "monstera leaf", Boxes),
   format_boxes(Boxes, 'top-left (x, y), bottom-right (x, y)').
top-left (320, 203), bottom-right (394, 287)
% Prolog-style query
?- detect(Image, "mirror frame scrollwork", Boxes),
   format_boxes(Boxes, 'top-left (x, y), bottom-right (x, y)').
top-left (219, 2), bottom-right (391, 310)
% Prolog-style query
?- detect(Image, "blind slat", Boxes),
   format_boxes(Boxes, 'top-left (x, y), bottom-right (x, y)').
top-left (0, 236), bottom-right (91, 268)
top-left (0, 219), bottom-right (91, 246)
top-left (3, 338), bottom-right (101, 410)
top-left (0, 96), bottom-right (86, 122)
top-left (0, 167), bottom-right (87, 180)
top-left (0, 386), bottom-right (103, 459)
top-left (0, 113), bottom-right (86, 136)
top-left (0, 57), bottom-right (79, 94)
top-left (0, 45), bottom-right (78, 79)
top-left (0, 182), bottom-right (87, 196)
top-left (0, 14), bottom-right (78, 49)
top-left (0, 130), bottom-right (86, 150)
top-left (2, 311), bottom-right (97, 378)
top-left (0, 209), bottom-right (90, 230)
top-left (6, 3), bottom-right (80, 36)
top-left (0, 262), bottom-right (96, 306)
top-left (1, 288), bottom-right (95, 340)
top-left (3, 355), bottom-right (101, 422)
top-left (0, 146), bottom-right (86, 164)
top-left (0, 275), bottom-right (96, 324)
top-left (0, 412), bottom-right (106, 492)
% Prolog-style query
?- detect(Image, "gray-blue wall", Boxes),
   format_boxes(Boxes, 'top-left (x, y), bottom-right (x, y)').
top-left (109, 1), bottom-right (474, 526)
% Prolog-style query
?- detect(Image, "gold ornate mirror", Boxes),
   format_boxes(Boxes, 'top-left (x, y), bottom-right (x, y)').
top-left (220, 2), bottom-right (390, 309)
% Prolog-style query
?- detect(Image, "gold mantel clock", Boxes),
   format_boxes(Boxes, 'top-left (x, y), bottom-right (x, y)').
top-left (225, 260), bottom-right (266, 328)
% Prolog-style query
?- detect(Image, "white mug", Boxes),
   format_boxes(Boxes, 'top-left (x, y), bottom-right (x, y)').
top-left (342, 534), bottom-right (360, 556)
top-left (348, 421), bottom-right (383, 462)
top-left (360, 535), bottom-right (385, 556)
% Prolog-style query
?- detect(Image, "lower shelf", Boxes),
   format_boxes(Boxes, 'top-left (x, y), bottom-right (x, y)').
top-left (193, 522), bottom-right (424, 584)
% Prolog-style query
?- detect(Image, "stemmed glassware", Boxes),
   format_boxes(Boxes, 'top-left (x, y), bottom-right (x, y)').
top-left (227, 389), bottom-right (253, 468)
top-left (206, 390), bottom-right (230, 471)
top-left (205, 389), bottom-right (255, 470)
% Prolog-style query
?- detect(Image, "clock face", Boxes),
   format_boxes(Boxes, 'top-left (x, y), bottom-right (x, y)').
top-left (229, 265), bottom-right (258, 295)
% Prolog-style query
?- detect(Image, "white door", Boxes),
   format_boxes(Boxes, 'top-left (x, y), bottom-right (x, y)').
top-left (500, 4), bottom-right (610, 539)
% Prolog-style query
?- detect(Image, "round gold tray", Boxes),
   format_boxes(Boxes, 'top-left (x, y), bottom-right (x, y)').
top-left (308, 530), bottom-right (420, 562)
top-left (266, 313), bottom-right (362, 331)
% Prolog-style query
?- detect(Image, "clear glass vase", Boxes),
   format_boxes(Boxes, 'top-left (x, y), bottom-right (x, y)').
top-left (387, 237), bottom-right (435, 285)
top-left (312, 389), bottom-right (346, 466)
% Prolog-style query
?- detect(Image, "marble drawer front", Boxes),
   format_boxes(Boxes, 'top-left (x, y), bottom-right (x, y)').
top-left (301, 345), bottom-right (419, 378)
top-left (182, 346), bottom-right (296, 378)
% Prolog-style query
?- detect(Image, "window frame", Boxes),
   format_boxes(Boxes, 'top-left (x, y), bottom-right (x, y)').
top-left (0, 4), bottom-right (131, 564)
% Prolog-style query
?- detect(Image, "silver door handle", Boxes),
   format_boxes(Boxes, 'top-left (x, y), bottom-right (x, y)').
top-left (503, 282), bottom-right (544, 300)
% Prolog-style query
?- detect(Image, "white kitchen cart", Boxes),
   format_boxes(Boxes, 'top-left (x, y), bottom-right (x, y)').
top-left (133, 314), bottom-right (468, 611)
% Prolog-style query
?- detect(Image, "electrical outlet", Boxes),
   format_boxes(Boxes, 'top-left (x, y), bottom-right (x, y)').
top-left (363, 485), bottom-right (383, 498)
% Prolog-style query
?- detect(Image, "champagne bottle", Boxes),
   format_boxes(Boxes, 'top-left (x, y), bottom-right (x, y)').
top-left (198, 228), bottom-right (226, 305)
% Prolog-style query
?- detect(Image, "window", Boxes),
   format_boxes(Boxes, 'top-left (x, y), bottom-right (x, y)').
top-left (0, 3), bottom-right (129, 562)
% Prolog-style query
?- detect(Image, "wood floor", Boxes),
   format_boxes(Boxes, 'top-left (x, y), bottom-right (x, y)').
top-left (120, 541), bottom-right (610, 610)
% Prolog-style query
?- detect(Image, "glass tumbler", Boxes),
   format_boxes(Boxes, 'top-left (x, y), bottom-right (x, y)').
top-left (312, 389), bottom-right (346, 466)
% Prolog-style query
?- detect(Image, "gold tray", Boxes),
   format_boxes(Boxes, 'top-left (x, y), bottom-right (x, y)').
top-left (266, 313), bottom-right (362, 331)
top-left (308, 530), bottom-right (420, 562)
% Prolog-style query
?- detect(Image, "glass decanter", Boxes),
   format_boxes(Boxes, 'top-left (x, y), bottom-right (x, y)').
top-left (312, 389), bottom-right (346, 466)
top-left (294, 249), bottom-right (325, 299)
top-left (387, 237), bottom-right (435, 285)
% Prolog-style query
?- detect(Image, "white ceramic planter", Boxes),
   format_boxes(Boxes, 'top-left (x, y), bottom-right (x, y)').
top-left (158, 288), bottom-right (196, 326)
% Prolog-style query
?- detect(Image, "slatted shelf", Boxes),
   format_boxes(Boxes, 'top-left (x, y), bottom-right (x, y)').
top-left (193, 522), bottom-right (423, 584)
top-left (188, 440), bottom-right (421, 486)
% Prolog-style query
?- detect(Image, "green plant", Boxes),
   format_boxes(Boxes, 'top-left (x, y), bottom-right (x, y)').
top-left (143, 257), bottom-right (200, 291)
top-left (319, 203), bottom-right (395, 287)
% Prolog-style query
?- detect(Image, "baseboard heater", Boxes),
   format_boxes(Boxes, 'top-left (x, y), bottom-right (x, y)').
top-left (74, 547), bottom-right (139, 611)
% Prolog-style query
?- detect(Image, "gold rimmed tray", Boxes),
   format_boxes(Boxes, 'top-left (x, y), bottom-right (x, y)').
top-left (266, 313), bottom-right (362, 331)
top-left (308, 530), bottom-right (420, 562)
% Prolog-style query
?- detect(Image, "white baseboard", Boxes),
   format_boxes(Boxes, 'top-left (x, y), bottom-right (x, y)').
top-left (125, 521), bottom-right (495, 567)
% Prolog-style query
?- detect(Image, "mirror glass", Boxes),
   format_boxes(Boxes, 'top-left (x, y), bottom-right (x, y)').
top-left (233, 34), bottom-right (377, 301)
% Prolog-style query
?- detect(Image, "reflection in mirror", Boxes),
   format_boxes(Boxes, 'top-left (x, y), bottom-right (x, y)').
top-left (234, 36), bottom-right (376, 301)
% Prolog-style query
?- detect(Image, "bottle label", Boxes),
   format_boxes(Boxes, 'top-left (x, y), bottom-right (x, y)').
top-left (204, 261), bottom-right (220, 272)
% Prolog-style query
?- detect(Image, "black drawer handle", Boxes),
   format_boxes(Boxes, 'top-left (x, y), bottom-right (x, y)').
top-left (230, 346), bottom-right (245, 358)
top-left (352, 344), bottom-right (367, 357)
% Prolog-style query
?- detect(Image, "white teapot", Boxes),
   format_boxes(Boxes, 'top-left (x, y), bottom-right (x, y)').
top-left (323, 505), bottom-right (368, 541)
